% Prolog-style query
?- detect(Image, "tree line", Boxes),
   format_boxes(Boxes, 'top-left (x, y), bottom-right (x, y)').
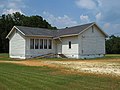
top-left (0, 12), bottom-right (57, 53)
top-left (106, 35), bottom-right (120, 54)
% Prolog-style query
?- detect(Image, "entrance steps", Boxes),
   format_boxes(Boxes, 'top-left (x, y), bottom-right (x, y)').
top-left (35, 53), bottom-right (55, 58)
top-left (58, 54), bottom-right (67, 58)
top-left (35, 53), bottom-right (67, 59)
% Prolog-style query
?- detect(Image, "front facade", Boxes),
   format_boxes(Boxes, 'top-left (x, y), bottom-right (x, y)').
top-left (6, 22), bottom-right (108, 59)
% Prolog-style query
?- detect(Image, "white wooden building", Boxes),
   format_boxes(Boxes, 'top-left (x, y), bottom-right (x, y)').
top-left (6, 22), bottom-right (108, 59)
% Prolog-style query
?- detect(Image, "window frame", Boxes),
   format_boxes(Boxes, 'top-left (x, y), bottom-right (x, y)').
top-left (92, 26), bottom-right (94, 33)
top-left (48, 39), bottom-right (52, 49)
top-left (44, 39), bottom-right (47, 49)
top-left (40, 39), bottom-right (43, 49)
top-left (69, 41), bottom-right (71, 49)
top-left (35, 39), bottom-right (39, 49)
top-left (30, 39), bottom-right (34, 49)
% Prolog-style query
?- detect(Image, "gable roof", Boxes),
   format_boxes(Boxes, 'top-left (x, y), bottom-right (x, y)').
top-left (6, 22), bottom-right (108, 39)
top-left (15, 26), bottom-right (54, 37)
top-left (55, 23), bottom-right (94, 38)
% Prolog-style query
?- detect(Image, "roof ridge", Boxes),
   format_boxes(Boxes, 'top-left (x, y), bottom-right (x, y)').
top-left (15, 22), bottom-right (94, 31)
top-left (15, 25), bottom-right (57, 31)
top-left (58, 22), bottom-right (94, 30)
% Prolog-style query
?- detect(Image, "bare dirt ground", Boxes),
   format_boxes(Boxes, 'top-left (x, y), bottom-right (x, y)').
top-left (0, 59), bottom-right (120, 77)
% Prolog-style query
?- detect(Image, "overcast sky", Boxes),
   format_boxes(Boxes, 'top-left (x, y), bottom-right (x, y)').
top-left (0, 0), bottom-right (120, 35)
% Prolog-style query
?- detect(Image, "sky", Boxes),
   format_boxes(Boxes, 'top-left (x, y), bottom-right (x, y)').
top-left (0, 0), bottom-right (120, 36)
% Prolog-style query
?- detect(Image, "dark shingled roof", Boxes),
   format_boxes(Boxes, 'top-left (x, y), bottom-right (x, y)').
top-left (15, 23), bottom-right (94, 38)
top-left (16, 26), bottom-right (55, 37)
top-left (55, 23), bottom-right (93, 37)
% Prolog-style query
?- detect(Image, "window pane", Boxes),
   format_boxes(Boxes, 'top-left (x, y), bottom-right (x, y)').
top-left (48, 39), bottom-right (52, 49)
top-left (44, 39), bottom-right (47, 49)
top-left (30, 39), bottom-right (34, 49)
top-left (40, 39), bottom-right (43, 49)
top-left (69, 41), bottom-right (71, 49)
top-left (35, 39), bottom-right (39, 49)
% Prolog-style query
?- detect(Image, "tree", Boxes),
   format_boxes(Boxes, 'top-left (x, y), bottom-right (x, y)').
top-left (0, 12), bottom-right (57, 53)
top-left (106, 35), bottom-right (120, 54)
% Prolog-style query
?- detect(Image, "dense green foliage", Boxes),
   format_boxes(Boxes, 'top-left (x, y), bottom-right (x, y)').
top-left (0, 12), bottom-right (57, 53)
top-left (106, 35), bottom-right (120, 54)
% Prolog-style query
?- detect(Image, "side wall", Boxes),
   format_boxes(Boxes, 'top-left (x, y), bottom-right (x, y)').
top-left (78, 25), bottom-right (106, 58)
top-left (25, 37), bottom-right (56, 58)
top-left (61, 36), bottom-right (79, 58)
top-left (9, 29), bottom-right (26, 59)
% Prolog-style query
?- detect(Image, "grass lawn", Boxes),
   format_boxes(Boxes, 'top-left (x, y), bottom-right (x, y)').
top-left (0, 53), bottom-right (12, 61)
top-left (104, 54), bottom-right (120, 59)
top-left (0, 53), bottom-right (120, 90)
top-left (0, 63), bottom-right (120, 90)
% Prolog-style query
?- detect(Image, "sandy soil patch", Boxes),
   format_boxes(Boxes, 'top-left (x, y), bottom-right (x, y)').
top-left (0, 59), bottom-right (120, 77)
top-left (0, 60), bottom-right (57, 68)
top-left (44, 60), bottom-right (120, 77)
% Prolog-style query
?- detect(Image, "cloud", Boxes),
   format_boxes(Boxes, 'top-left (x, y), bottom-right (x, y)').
top-left (75, 0), bottom-right (120, 35)
top-left (103, 23), bottom-right (110, 29)
top-left (98, 0), bottom-right (120, 23)
top-left (75, 0), bottom-right (97, 9)
top-left (103, 23), bottom-right (120, 35)
top-left (0, 4), bottom-right (4, 8)
top-left (96, 12), bottom-right (102, 21)
top-left (0, 0), bottom-right (25, 14)
top-left (43, 11), bottom-right (78, 28)
top-left (80, 15), bottom-right (90, 23)
top-left (75, 0), bottom-right (120, 24)
top-left (8, 2), bottom-right (18, 8)
top-left (2, 9), bottom-right (23, 15)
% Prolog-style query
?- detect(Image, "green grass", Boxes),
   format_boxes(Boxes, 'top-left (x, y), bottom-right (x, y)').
top-left (0, 53), bottom-right (12, 61)
top-left (0, 63), bottom-right (120, 90)
top-left (104, 54), bottom-right (120, 59)
top-left (0, 53), bottom-right (120, 90)
top-left (89, 54), bottom-right (120, 60)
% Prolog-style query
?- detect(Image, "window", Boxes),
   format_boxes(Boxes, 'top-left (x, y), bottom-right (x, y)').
top-left (48, 39), bottom-right (52, 49)
top-left (44, 39), bottom-right (47, 49)
top-left (30, 39), bottom-right (34, 49)
top-left (92, 26), bottom-right (94, 33)
top-left (40, 39), bottom-right (43, 49)
top-left (35, 39), bottom-right (39, 49)
top-left (69, 41), bottom-right (71, 49)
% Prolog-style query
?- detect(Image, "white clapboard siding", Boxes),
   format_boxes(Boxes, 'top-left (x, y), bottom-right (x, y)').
top-left (78, 25), bottom-right (105, 58)
top-left (61, 36), bottom-right (79, 58)
top-left (9, 30), bottom-right (26, 59)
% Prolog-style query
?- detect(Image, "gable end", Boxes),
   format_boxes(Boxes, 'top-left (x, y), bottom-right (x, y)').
top-left (78, 23), bottom-right (108, 37)
top-left (6, 26), bottom-right (25, 39)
